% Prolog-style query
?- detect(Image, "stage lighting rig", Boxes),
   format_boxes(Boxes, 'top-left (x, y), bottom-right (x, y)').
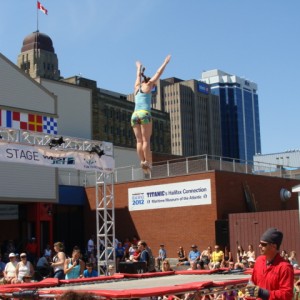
top-left (49, 136), bottom-right (65, 149)
top-left (89, 145), bottom-right (105, 158)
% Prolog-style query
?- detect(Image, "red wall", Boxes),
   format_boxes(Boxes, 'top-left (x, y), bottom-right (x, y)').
top-left (229, 210), bottom-right (300, 262)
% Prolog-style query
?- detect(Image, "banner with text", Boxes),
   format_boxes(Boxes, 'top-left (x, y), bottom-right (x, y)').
top-left (0, 142), bottom-right (114, 173)
top-left (128, 179), bottom-right (211, 211)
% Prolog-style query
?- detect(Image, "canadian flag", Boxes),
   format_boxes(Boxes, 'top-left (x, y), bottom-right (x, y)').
top-left (37, 1), bottom-right (48, 15)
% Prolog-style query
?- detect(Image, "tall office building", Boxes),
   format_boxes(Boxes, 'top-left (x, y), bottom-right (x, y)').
top-left (128, 78), bottom-right (222, 157)
top-left (201, 70), bottom-right (261, 162)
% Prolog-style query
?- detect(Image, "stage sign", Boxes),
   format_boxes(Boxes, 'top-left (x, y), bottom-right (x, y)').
top-left (128, 179), bottom-right (211, 211)
top-left (0, 141), bottom-right (114, 173)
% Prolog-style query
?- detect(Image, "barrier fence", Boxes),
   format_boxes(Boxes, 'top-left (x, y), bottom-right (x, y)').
top-left (113, 155), bottom-right (300, 184)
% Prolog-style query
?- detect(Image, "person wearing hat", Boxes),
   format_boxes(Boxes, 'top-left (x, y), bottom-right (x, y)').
top-left (188, 245), bottom-right (201, 269)
top-left (245, 228), bottom-right (294, 299)
top-left (2, 253), bottom-right (18, 284)
top-left (14, 253), bottom-right (34, 283)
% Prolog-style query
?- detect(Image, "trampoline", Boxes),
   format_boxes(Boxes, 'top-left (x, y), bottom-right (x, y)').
top-left (0, 269), bottom-right (252, 299)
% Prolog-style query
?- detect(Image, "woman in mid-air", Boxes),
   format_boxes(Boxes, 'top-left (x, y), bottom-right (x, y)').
top-left (131, 55), bottom-right (171, 173)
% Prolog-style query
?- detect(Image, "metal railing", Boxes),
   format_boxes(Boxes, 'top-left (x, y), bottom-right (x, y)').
top-left (55, 155), bottom-right (300, 186)
top-left (113, 154), bottom-right (300, 183)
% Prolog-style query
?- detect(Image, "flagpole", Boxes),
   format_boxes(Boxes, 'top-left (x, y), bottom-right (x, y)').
top-left (36, 1), bottom-right (39, 32)
top-left (35, 1), bottom-right (39, 73)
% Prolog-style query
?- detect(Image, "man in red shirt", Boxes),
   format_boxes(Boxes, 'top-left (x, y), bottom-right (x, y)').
top-left (245, 227), bottom-right (294, 300)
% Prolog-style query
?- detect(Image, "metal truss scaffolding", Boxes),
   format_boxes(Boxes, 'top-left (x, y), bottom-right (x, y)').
top-left (0, 127), bottom-right (113, 155)
top-left (96, 171), bottom-right (115, 275)
top-left (0, 127), bottom-right (115, 275)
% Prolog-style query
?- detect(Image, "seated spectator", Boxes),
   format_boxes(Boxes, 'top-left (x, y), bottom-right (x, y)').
top-left (107, 264), bottom-right (115, 276)
top-left (200, 246), bottom-right (212, 269)
top-left (0, 255), bottom-right (6, 278)
top-left (155, 244), bottom-right (167, 271)
top-left (64, 249), bottom-right (85, 279)
top-left (36, 253), bottom-right (51, 278)
top-left (281, 249), bottom-right (288, 258)
top-left (128, 244), bottom-right (136, 258)
top-left (13, 253), bottom-right (34, 283)
top-left (2, 253), bottom-right (17, 284)
top-left (241, 252), bottom-right (249, 268)
top-left (83, 262), bottom-right (98, 278)
top-left (236, 245), bottom-right (246, 264)
top-left (209, 245), bottom-right (224, 269)
top-left (88, 252), bottom-right (97, 270)
top-left (223, 245), bottom-right (233, 267)
top-left (289, 250), bottom-right (298, 268)
top-left (246, 244), bottom-right (255, 260)
top-left (176, 246), bottom-right (188, 266)
top-left (188, 245), bottom-right (201, 268)
top-left (248, 257), bottom-right (255, 269)
top-left (234, 258), bottom-right (247, 271)
top-left (161, 259), bottom-right (173, 272)
top-left (127, 245), bottom-right (140, 262)
top-left (225, 260), bottom-right (246, 274)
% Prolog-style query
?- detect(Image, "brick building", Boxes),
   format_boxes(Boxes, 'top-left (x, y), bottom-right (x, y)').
top-left (86, 170), bottom-right (300, 257)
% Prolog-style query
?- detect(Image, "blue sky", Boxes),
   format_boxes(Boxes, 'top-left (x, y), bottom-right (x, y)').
top-left (1, 0), bottom-right (300, 155)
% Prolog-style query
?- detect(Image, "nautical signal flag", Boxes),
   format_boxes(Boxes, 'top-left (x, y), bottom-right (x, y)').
top-left (0, 109), bottom-right (57, 134)
top-left (28, 114), bottom-right (43, 132)
top-left (37, 1), bottom-right (48, 15)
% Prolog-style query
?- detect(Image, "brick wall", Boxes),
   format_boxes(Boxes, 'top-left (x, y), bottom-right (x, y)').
top-left (85, 170), bottom-right (300, 257)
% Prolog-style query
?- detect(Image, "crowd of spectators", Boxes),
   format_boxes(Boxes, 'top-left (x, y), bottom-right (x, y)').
top-left (0, 236), bottom-right (298, 290)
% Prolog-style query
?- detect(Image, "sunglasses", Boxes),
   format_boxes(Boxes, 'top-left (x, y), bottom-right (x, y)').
top-left (259, 242), bottom-right (269, 247)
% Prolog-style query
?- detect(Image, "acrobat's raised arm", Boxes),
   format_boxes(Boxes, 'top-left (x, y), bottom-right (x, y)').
top-left (149, 55), bottom-right (171, 84)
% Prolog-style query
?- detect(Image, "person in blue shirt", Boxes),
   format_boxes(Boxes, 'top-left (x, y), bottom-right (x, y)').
top-left (155, 244), bottom-right (167, 271)
top-left (64, 249), bottom-right (85, 279)
top-left (83, 262), bottom-right (98, 278)
top-left (115, 242), bottom-right (125, 271)
top-left (188, 245), bottom-right (201, 269)
top-left (0, 255), bottom-right (6, 277)
top-left (131, 55), bottom-right (171, 174)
